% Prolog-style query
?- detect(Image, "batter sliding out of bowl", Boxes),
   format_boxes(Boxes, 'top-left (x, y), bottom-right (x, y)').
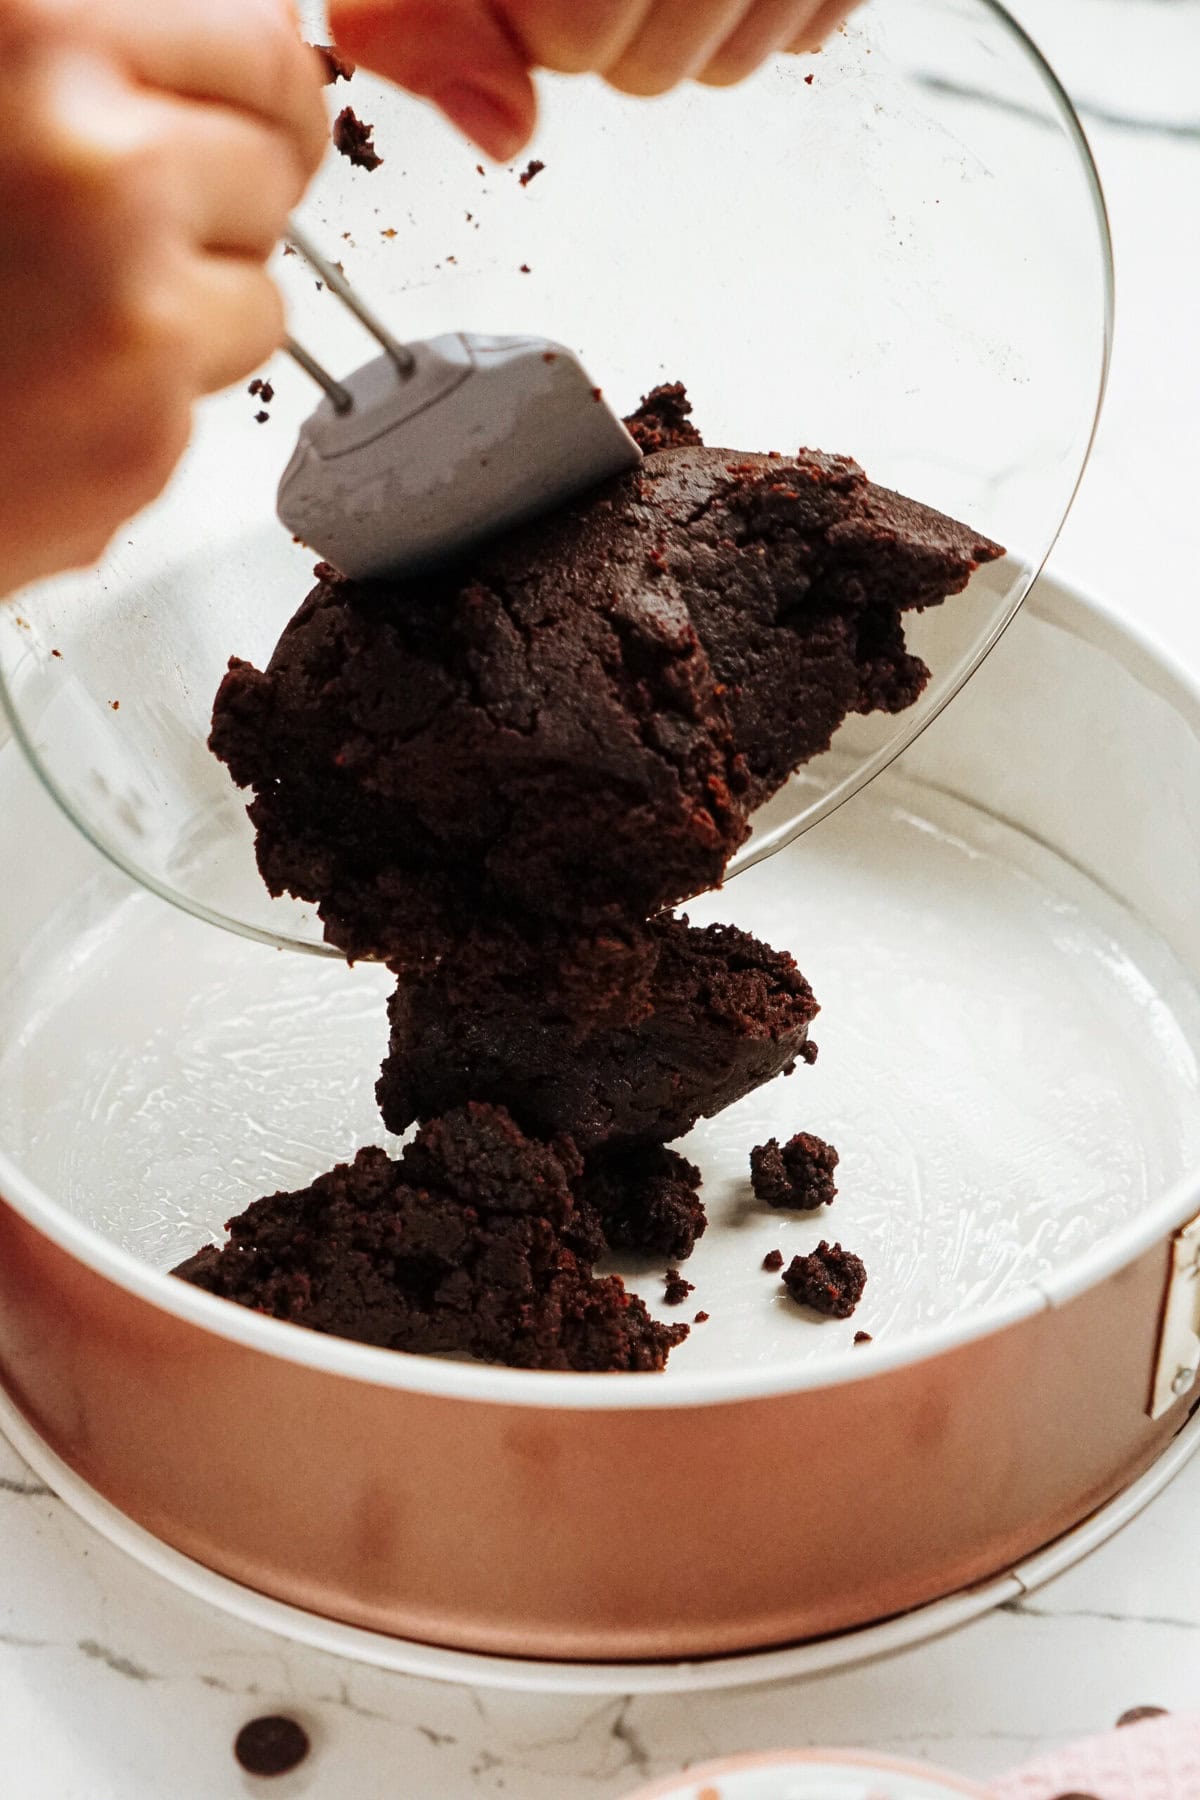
top-left (2, 0), bottom-right (1011, 1371)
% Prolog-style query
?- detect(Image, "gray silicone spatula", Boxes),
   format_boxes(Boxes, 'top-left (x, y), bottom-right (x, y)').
top-left (278, 223), bottom-right (643, 580)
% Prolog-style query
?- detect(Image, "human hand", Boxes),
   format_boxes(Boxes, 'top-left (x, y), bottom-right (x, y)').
top-left (328, 0), bottom-right (854, 163)
top-left (0, 0), bottom-right (327, 595)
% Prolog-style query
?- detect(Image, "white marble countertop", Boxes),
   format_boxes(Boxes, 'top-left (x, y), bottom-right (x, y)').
top-left (3, 3), bottom-right (1200, 1794)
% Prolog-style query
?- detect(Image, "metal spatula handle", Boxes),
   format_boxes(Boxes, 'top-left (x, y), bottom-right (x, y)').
top-left (281, 220), bottom-right (416, 414)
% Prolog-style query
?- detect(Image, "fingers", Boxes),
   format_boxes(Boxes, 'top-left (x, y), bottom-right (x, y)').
top-left (605, 0), bottom-right (748, 96)
top-left (497, 0), bottom-right (655, 75)
top-left (62, 0), bottom-right (330, 180)
top-left (0, 245), bottom-right (283, 593)
top-left (332, 0), bottom-right (859, 157)
top-left (183, 254), bottom-right (288, 392)
top-left (7, 44), bottom-right (307, 272)
top-left (785, 0), bottom-right (852, 53)
top-left (154, 101), bottom-right (310, 256)
top-left (700, 0), bottom-right (814, 86)
top-left (0, 329), bottom-right (194, 590)
top-left (0, 0), bottom-right (310, 594)
top-left (330, 0), bottom-right (536, 160)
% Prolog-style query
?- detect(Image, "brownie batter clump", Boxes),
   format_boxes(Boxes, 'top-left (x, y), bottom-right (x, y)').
top-left (211, 548), bottom-right (748, 993)
top-left (750, 1132), bottom-right (839, 1209)
top-left (333, 107), bottom-right (382, 170)
top-left (647, 447), bottom-right (1003, 804)
top-left (212, 439), bottom-right (1001, 992)
top-left (782, 1241), bottom-right (867, 1319)
top-left (176, 1105), bottom-right (686, 1372)
top-left (204, 389), bottom-right (1001, 1370)
top-left (624, 383), bottom-right (705, 454)
top-left (582, 1144), bottom-right (707, 1261)
top-left (378, 917), bottom-right (818, 1150)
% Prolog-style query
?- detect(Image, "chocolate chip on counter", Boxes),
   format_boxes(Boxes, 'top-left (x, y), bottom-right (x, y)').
top-left (234, 1715), bottom-right (310, 1777)
top-left (762, 1249), bottom-right (784, 1272)
top-left (1117, 1706), bottom-right (1169, 1728)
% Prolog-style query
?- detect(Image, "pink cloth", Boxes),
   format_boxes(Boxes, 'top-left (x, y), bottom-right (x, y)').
top-left (992, 1713), bottom-right (1200, 1800)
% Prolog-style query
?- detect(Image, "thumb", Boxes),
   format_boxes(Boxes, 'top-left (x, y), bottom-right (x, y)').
top-left (329, 0), bottom-right (536, 160)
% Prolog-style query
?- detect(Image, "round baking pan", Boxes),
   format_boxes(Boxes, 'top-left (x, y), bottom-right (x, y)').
top-left (0, 570), bottom-right (1197, 1673)
top-left (1, 1380), bottom-right (1195, 1695)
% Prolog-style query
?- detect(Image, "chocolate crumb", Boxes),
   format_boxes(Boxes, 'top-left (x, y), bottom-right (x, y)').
top-left (783, 1242), bottom-right (866, 1319)
top-left (333, 107), bottom-right (382, 172)
top-left (255, 410), bottom-right (270, 424)
top-left (750, 1133), bottom-right (839, 1210)
top-left (109, 700), bottom-right (120, 711)
top-left (582, 1145), bottom-right (707, 1263)
top-left (694, 1310), bottom-right (709, 1323)
top-left (663, 1268), bottom-right (694, 1306)
top-left (519, 159), bottom-right (545, 187)
top-left (248, 378), bottom-right (263, 397)
top-left (854, 1330), bottom-right (873, 1344)
top-left (1117, 1707), bottom-right (1169, 1728)
top-left (177, 1109), bottom-right (689, 1373)
top-left (623, 382), bottom-right (703, 455)
top-left (234, 1715), bottom-right (311, 1777)
top-left (50, 647), bottom-right (62, 658)
top-left (476, 164), bottom-right (486, 176)
top-left (312, 43), bottom-right (355, 84)
top-left (519, 263), bottom-right (532, 274)
top-left (805, 73), bottom-right (815, 85)
top-left (762, 1249), bottom-right (784, 1272)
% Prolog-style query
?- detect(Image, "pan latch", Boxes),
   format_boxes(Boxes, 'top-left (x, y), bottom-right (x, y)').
top-left (1149, 1211), bottom-right (1200, 1420)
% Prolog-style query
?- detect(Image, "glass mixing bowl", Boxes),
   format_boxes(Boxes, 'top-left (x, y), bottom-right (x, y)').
top-left (0, 0), bottom-right (1112, 957)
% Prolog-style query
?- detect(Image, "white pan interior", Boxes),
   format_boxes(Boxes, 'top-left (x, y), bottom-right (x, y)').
top-left (2, 574), bottom-right (1199, 1384)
